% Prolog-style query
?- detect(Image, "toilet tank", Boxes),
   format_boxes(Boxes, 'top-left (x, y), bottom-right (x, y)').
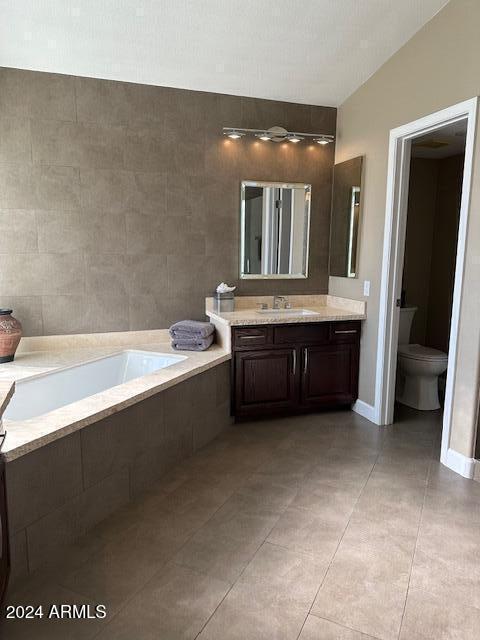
top-left (399, 306), bottom-right (417, 345)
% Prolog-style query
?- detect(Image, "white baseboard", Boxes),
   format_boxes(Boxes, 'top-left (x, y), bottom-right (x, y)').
top-left (353, 400), bottom-right (378, 424)
top-left (441, 447), bottom-right (475, 479)
top-left (474, 460), bottom-right (480, 483)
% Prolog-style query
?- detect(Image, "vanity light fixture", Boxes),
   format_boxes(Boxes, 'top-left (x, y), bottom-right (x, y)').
top-left (222, 125), bottom-right (334, 145)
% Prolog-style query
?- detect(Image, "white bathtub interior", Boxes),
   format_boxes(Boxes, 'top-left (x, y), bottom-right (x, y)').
top-left (4, 350), bottom-right (187, 422)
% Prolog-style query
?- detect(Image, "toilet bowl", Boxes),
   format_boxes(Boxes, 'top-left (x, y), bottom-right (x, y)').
top-left (397, 344), bottom-right (448, 410)
top-left (396, 307), bottom-right (448, 410)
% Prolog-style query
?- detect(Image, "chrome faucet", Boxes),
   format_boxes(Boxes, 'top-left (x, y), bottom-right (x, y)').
top-left (273, 295), bottom-right (290, 309)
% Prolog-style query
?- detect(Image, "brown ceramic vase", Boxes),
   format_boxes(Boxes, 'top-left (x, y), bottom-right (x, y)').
top-left (0, 309), bottom-right (22, 363)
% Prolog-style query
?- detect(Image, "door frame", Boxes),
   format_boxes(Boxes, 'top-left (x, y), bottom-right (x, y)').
top-left (375, 97), bottom-right (478, 476)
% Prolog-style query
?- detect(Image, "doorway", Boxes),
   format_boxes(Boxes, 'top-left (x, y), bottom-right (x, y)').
top-left (375, 98), bottom-right (478, 477)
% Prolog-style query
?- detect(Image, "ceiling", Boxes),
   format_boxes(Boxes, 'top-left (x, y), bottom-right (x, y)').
top-left (412, 120), bottom-right (467, 159)
top-left (0, 0), bottom-right (449, 106)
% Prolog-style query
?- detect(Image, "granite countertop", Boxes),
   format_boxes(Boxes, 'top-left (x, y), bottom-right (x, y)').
top-left (206, 294), bottom-right (366, 327)
top-left (0, 329), bottom-right (230, 462)
top-left (0, 380), bottom-right (15, 423)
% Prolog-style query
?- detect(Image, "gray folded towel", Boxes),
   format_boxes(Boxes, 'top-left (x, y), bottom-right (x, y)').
top-left (171, 334), bottom-right (214, 351)
top-left (169, 320), bottom-right (215, 339)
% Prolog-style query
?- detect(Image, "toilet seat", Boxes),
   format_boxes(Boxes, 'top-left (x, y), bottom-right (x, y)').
top-left (397, 343), bottom-right (447, 362)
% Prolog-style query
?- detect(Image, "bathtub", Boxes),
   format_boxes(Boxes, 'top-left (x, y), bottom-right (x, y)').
top-left (4, 350), bottom-right (187, 422)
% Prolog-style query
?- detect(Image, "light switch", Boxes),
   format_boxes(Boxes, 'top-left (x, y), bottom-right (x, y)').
top-left (363, 280), bottom-right (371, 297)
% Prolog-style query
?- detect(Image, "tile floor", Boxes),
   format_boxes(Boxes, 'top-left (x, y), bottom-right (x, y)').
top-left (2, 405), bottom-right (480, 639)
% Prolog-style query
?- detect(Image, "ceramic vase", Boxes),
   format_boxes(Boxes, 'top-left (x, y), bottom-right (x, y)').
top-left (0, 309), bottom-right (22, 363)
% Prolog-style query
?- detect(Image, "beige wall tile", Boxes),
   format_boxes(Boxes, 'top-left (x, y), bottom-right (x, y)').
top-left (0, 69), bottom-right (335, 335)
top-left (75, 76), bottom-right (159, 126)
top-left (86, 293), bottom-right (129, 332)
top-left (128, 294), bottom-right (169, 330)
top-left (0, 210), bottom-right (37, 253)
top-left (0, 253), bottom-right (85, 296)
top-left (5, 433), bottom-right (83, 532)
top-left (31, 120), bottom-right (125, 169)
top-left (0, 164), bottom-right (80, 210)
top-left (42, 295), bottom-right (91, 335)
top-left (0, 117), bottom-right (31, 164)
top-left (85, 254), bottom-right (128, 296)
top-left (36, 210), bottom-right (126, 254)
top-left (0, 67), bottom-right (76, 121)
top-left (124, 124), bottom-right (170, 172)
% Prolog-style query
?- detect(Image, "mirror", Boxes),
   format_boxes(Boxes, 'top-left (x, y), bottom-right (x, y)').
top-left (329, 156), bottom-right (363, 278)
top-left (240, 181), bottom-right (311, 279)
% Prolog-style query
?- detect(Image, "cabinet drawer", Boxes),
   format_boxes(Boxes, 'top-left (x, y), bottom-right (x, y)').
top-left (274, 323), bottom-right (329, 345)
top-left (233, 327), bottom-right (271, 348)
top-left (329, 321), bottom-right (360, 343)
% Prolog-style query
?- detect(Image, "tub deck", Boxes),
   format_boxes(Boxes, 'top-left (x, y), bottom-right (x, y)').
top-left (0, 329), bottom-right (230, 461)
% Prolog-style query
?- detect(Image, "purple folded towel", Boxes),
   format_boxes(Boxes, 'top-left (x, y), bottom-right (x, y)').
top-left (171, 334), bottom-right (214, 352)
top-left (169, 320), bottom-right (215, 339)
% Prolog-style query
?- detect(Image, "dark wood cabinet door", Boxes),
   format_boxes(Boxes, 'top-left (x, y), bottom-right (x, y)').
top-left (235, 348), bottom-right (297, 415)
top-left (300, 344), bottom-right (359, 406)
top-left (0, 458), bottom-right (9, 605)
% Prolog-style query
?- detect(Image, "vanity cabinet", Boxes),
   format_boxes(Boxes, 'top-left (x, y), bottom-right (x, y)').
top-left (232, 321), bottom-right (360, 418)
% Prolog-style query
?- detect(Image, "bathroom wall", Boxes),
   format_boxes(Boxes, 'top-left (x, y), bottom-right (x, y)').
top-left (426, 154), bottom-right (464, 352)
top-left (330, 0), bottom-right (480, 458)
top-left (402, 154), bottom-right (463, 350)
top-left (0, 67), bottom-right (336, 336)
top-left (402, 159), bottom-right (438, 345)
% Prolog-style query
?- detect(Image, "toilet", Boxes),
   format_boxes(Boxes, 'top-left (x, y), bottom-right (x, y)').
top-left (396, 306), bottom-right (448, 410)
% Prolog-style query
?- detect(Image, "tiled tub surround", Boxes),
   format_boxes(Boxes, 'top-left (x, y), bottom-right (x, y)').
top-left (206, 295), bottom-right (366, 350)
top-left (0, 330), bottom-right (231, 583)
top-left (0, 66), bottom-right (336, 336)
top-left (0, 329), bottom-right (229, 461)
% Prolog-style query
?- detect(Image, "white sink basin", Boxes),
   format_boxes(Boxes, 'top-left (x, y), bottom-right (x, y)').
top-left (255, 308), bottom-right (318, 316)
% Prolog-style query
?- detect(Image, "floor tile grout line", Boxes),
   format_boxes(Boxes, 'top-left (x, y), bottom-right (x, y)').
top-left (88, 451), bottom-right (290, 639)
top-left (192, 477), bottom-right (300, 639)
top-left (308, 611), bottom-right (384, 640)
top-left (86, 499), bottom-right (236, 639)
top-left (396, 436), bottom-right (438, 639)
top-left (192, 516), bottom-right (291, 640)
top-left (294, 449), bottom-right (381, 640)
top-left (191, 538), bottom-right (266, 640)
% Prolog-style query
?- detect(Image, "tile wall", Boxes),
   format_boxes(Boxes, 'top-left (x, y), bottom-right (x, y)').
top-left (0, 67), bottom-right (336, 335)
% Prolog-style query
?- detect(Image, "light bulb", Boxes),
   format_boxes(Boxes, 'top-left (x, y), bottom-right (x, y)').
top-left (224, 129), bottom-right (245, 139)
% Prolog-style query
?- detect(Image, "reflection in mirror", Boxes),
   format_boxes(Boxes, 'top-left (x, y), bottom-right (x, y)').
top-left (329, 157), bottom-right (363, 278)
top-left (241, 181), bottom-right (311, 279)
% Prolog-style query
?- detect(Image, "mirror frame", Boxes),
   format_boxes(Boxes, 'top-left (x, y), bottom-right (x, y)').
top-left (328, 156), bottom-right (364, 279)
top-left (240, 180), bottom-right (312, 280)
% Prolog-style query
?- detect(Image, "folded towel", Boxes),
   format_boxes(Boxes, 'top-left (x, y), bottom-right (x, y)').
top-left (169, 320), bottom-right (215, 339)
top-left (171, 334), bottom-right (214, 352)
